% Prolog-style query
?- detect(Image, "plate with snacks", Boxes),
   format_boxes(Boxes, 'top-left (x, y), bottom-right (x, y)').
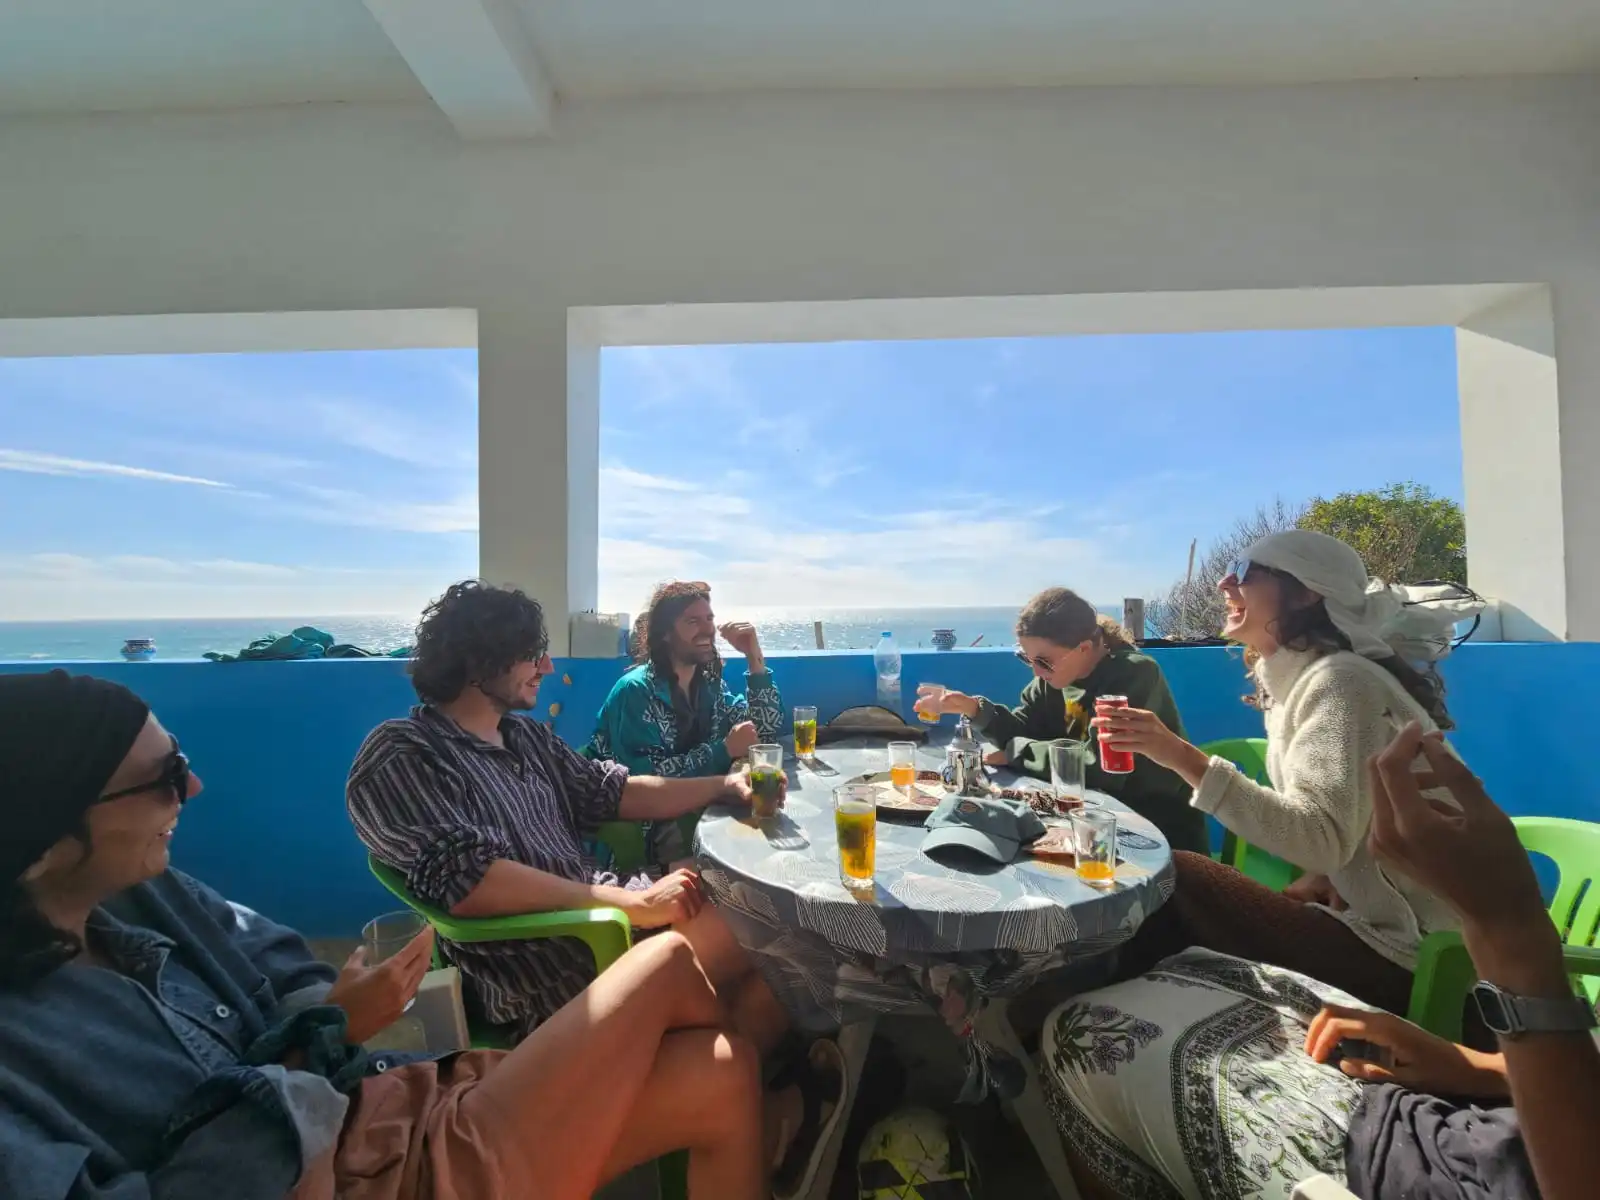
top-left (1024, 826), bottom-right (1125, 866)
top-left (852, 768), bottom-right (947, 813)
top-left (994, 785), bottom-right (1058, 816)
top-left (1024, 825), bottom-right (1079, 863)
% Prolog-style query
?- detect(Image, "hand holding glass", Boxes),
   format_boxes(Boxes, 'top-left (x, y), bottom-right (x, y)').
top-left (361, 911), bottom-right (429, 1011)
top-left (749, 743), bottom-right (785, 819)
top-left (1095, 695), bottom-right (1136, 774)
top-left (915, 684), bottom-right (946, 724)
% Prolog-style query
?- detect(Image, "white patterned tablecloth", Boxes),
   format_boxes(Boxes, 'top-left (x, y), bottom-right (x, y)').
top-left (695, 737), bottom-right (1176, 1100)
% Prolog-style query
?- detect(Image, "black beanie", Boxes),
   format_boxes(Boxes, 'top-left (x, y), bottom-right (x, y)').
top-left (0, 671), bottom-right (151, 884)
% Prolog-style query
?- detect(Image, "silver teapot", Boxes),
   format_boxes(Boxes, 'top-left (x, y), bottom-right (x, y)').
top-left (942, 715), bottom-right (987, 798)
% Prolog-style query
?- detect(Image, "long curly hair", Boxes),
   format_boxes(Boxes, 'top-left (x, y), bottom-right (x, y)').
top-left (409, 580), bottom-right (549, 705)
top-left (1016, 587), bottom-right (1136, 653)
top-left (633, 581), bottom-right (719, 682)
top-left (1243, 566), bottom-right (1453, 729)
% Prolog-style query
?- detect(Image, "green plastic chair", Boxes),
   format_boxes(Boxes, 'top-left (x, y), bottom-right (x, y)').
top-left (595, 819), bottom-right (649, 874)
top-left (1408, 816), bottom-right (1600, 1040)
top-left (1198, 737), bottom-right (1303, 891)
top-left (368, 857), bottom-right (633, 1047)
top-left (368, 856), bottom-right (687, 1200)
top-left (595, 816), bottom-right (699, 874)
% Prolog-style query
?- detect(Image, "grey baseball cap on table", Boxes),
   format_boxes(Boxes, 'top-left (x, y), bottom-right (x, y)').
top-left (921, 795), bottom-right (1047, 865)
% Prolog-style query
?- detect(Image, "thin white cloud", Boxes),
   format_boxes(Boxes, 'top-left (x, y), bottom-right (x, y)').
top-left (193, 559), bottom-right (303, 579)
top-left (602, 465), bottom-right (699, 494)
top-left (131, 441), bottom-right (321, 481)
top-left (609, 345), bottom-right (746, 411)
top-left (0, 553), bottom-right (470, 621)
top-left (445, 363), bottom-right (478, 403)
top-left (0, 448), bottom-right (230, 488)
top-left (599, 464), bottom-right (751, 545)
top-left (19, 552), bottom-right (96, 579)
top-left (310, 397), bottom-right (475, 470)
top-left (106, 555), bottom-right (192, 576)
top-left (595, 460), bottom-right (1169, 611)
top-left (8, 553), bottom-right (302, 582)
top-left (282, 484), bottom-right (479, 534)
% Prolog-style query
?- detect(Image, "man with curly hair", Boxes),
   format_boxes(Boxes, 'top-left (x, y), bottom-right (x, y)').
top-left (587, 580), bottom-right (785, 780)
top-left (345, 582), bottom-right (792, 1050)
top-left (347, 583), bottom-right (850, 1195)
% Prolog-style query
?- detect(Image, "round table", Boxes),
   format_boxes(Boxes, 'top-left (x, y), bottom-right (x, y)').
top-left (694, 736), bottom-right (1176, 1097)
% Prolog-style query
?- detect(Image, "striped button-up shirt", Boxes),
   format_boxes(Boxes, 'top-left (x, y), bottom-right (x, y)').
top-left (346, 705), bottom-right (647, 1035)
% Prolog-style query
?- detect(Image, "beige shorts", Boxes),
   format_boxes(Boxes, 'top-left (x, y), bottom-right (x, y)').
top-left (291, 1050), bottom-right (523, 1200)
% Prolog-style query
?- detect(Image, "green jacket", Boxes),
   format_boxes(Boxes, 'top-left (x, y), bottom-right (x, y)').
top-left (586, 661), bottom-right (785, 778)
top-left (973, 647), bottom-right (1210, 854)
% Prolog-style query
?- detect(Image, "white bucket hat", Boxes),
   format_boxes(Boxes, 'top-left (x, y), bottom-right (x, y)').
top-left (1233, 529), bottom-right (1403, 661)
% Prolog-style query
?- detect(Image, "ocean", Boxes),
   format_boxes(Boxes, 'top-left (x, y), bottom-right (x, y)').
top-left (0, 605), bottom-right (1124, 662)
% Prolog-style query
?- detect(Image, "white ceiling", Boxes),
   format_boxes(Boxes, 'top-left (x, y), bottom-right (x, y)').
top-left (520, 0), bottom-right (1600, 96)
top-left (0, 0), bottom-right (1595, 133)
top-left (0, 0), bottom-right (423, 115)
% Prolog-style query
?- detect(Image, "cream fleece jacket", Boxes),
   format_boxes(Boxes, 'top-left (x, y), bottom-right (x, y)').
top-left (1192, 647), bottom-right (1460, 969)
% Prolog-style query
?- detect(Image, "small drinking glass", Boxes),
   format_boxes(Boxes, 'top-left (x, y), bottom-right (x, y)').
top-left (749, 743), bottom-right (785, 820)
top-left (1048, 743), bottom-right (1087, 816)
top-left (1072, 810), bottom-right (1118, 890)
top-left (833, 783), bottom-right (877, 891)
top-left (793, 706), bottom-right (818, 760)
top-left (915, 684), bottom-right (946, 725)
top-left (362, 911), bottom-right (429, 1010)
top-left (888, 740), bottom-right (917, 797)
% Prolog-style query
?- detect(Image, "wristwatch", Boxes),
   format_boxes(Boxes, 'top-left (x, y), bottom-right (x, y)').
top-left (1470, 979), bottom-right (1597, 1038)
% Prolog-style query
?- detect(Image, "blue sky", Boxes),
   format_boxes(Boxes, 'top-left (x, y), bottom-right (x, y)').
top-left (0, 349), bottom-right (478, 619)
top-left (0, 329), bottom-right (1461, 620)
top-left (598, 328), bottom-right (1463, 611)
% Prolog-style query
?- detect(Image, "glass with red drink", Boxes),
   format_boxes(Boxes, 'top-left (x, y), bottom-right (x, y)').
top-left (1095, 694), bottom-right (1136, 774)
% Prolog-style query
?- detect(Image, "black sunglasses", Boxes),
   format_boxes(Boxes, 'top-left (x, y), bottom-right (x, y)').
top-left (100, 736), bottom-right (191, 806)
top-left (1015, 648), bottom-right (1058, 672)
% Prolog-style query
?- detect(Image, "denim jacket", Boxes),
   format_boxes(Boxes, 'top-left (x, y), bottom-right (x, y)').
top-left (585, 661), bottom-right (785, 778)
top-left (0, 869), bottom-right (415, 1200)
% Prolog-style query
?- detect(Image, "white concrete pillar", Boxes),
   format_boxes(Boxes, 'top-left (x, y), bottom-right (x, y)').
top-left (1459, 278), bottom-right (1600, 642)
top-left (1552, 274), bottom-right (1600, 642)
top-left (476, 304), bottom-right (599, 653)
top-left (1457, 287), bottom-right (1564, 640)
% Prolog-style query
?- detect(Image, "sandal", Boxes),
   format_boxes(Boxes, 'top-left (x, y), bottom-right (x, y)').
top-left (771, 1039), bottom-right (848, 1200)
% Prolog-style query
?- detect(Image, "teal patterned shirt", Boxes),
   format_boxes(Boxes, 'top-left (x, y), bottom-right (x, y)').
top-left (586, 660), bottom-right (785, 777)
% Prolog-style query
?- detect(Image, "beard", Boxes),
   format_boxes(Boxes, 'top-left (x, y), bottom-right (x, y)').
top-left (668, 637), bottom-right (719, 670)
top-left (483, 676), bottom-right (539, 713)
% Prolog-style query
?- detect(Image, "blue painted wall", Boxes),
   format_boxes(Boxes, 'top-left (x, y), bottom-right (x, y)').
top-left (5, 642), bottom-right (1593, 935)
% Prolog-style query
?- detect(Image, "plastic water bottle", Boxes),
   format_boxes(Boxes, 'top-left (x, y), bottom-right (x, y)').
top-left (873, 631), bottom-right (903, 712)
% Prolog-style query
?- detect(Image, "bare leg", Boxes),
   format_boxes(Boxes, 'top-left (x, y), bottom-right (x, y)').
top-left (597, 1028), bottom-right (764, 1198)
top-left (1114, 851), bottom-right (1413, 1011)
top-left (675, 907), bottom-right (835, 1176)
top-left (675, 904), bottom-right (755, 989)
top-left (459, 931), bottom-right (763, 1200)
top-left (677, 905), bottom-right (792, 1054)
